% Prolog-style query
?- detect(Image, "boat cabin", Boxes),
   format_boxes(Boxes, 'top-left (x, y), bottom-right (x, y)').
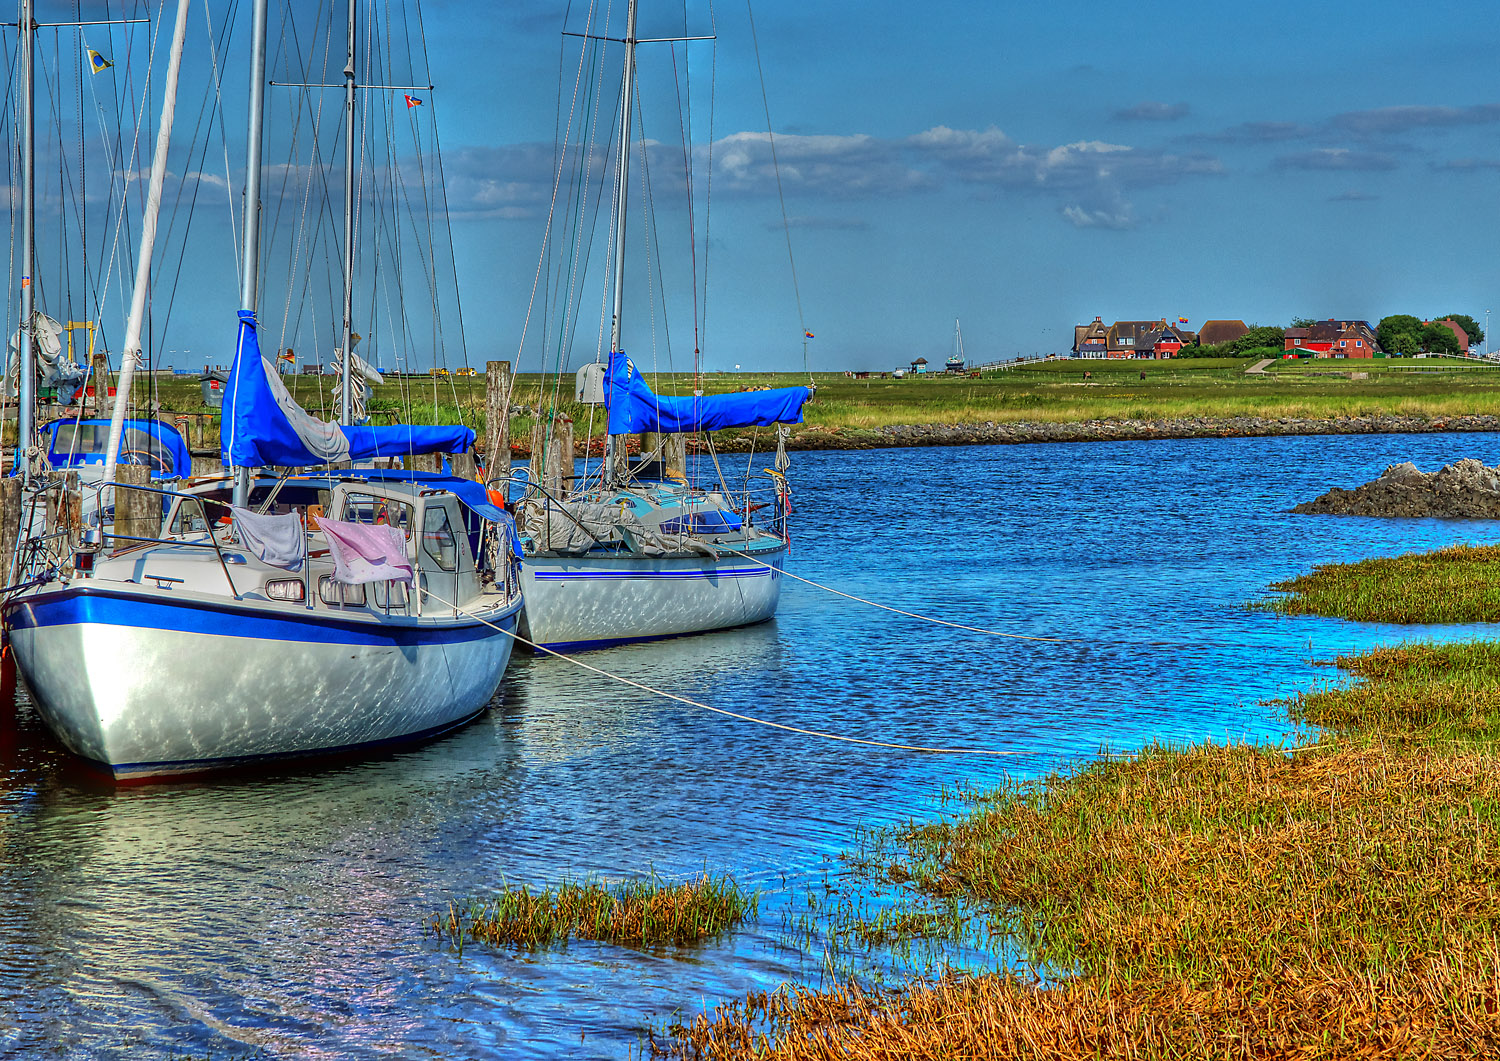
top-left (42, 417), bottom-right (191, 481)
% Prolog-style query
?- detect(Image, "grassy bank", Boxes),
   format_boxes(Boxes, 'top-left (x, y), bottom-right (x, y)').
top-left (648, 546), bottom-right (1500, 1058)
top-left (72, 355), bottom-right (1500, 452)
top-left (1260, 544), bottom-right (1500, 624)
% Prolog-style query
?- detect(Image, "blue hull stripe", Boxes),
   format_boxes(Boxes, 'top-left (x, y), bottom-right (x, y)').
top-left (536, 616), bottom-right (776, 653)
top-left (3, 586), bottom-right (518, 648)
top-left (530, 566), bottom-right (773, 582)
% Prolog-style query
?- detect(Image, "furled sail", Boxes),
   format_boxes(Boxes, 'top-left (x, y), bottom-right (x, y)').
top-left (605, 350), bottom-right (811, 435)
top-left (221, 312), bottom-right (473, 468)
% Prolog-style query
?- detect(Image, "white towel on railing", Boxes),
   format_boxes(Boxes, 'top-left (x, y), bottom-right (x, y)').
top-left (315, 516), bottom-right (414, 586)
top-left (230, 506), bottom-right (305, 570)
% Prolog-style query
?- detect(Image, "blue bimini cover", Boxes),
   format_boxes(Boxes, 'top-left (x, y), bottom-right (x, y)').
top-left (605, 349), bottom-right (811, 435)
top-left (221, 312), bottom-right (474, 468)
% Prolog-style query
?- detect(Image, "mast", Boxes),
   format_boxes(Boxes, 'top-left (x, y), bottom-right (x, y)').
top-left (338, 0), bottom-right (357, 427)
top-left (15, 0), bottom-right (33, 483)
top-left (101, 0), bottom-right (193, 484)
top-left (231, 0), bottom-right (269, 508)
top-left (602, 0), bottom-right (638, 487)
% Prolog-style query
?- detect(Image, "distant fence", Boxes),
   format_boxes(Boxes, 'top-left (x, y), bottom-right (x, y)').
top-left (971, 354), bottom-right (1063, 372)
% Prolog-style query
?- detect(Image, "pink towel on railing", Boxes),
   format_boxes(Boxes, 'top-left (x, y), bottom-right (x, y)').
top-left (314, 516), bottom-right (414, 586)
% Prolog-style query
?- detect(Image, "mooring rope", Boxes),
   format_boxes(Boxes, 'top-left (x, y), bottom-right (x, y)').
top-left (422, 588), bottom-right (1023, 757)
top-left (719, 546), bottom-right (1085, 644)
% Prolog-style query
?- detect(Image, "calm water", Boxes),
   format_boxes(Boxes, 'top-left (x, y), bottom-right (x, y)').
top-left (4, 433), bottom-right (1500, 1059)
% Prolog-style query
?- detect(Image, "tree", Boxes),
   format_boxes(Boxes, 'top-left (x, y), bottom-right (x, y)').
top-left (1441, 313), bottom-right (1484, 347)
top-left (1377, 315), bottom-right (1423, 356)
top-left (1288, 316), bottom-right (1319, 329)
top-left (1422, 322), bottom-right (1462, 355)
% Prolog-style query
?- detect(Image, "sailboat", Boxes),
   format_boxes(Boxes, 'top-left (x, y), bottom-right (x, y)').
top-left (1, 0), bottom-right (523, 781)
top-left (946, 319), bottom-right (965, 373)
top-left (514, 0), bottom-right (813, 652)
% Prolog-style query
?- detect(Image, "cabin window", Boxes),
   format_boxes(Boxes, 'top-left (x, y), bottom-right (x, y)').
top-left (339, 493), bottom-right (411, 536)
top-left (373, 580), bottom-right (407, 610)
top-left (422, 506), bottom-right (458, 571)
top-left (318, 576), bottom-right (366, 606)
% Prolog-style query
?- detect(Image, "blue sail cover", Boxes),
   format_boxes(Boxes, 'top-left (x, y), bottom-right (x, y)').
top-left (222, 311), bottom-right (474, 467)
top-left (605, 349), bottom-right (811, 434)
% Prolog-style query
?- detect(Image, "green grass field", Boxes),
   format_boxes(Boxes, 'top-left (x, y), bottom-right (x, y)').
top-left (89, 353), bottom-right (1500, 451)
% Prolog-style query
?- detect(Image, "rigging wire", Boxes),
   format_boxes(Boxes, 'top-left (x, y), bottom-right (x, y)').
top-left (743, 0), bottom-right (810, 383)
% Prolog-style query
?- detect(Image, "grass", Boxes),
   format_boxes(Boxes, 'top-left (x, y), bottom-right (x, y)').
top-left (647, 556), bottom-right (1500, 1058)
top-left (430, 872), bottom-right (756, 952)
top-left (1259, 544), bottom-right (1500, 624)
top-left (60, 355), bottom-right (1500, 455)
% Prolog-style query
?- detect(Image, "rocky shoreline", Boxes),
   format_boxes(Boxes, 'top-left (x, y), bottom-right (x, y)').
top-left (710, 412), bottom-right (1500, 452)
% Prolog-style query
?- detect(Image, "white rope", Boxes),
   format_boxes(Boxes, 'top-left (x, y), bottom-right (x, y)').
top-left (721, 546), bottom-right (1085, 643)
top-left (422, 588), bottom-right (1023, 757)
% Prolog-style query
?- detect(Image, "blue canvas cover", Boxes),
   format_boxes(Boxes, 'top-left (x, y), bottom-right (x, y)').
top-left (605, 350), bottom-right (811, 434)
top-left (222, 312), bottom-right (474, 468)
top-left (43, 418), bottom-right (191, 479)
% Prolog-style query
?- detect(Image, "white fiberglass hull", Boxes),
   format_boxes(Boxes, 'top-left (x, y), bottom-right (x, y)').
top-left (518, 543), bottom-right (784, 651)
top-left (5, 584), bottom-right (521, 780)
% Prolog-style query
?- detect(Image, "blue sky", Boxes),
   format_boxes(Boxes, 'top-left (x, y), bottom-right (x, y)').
top-left (14, 0), bottom-right (1500, 374)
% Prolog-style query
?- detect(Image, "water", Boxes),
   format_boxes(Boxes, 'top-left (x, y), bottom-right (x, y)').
top-left (3, 433), bottom-right (1499, 1059)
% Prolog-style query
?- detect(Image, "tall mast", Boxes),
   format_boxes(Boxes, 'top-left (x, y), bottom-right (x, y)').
top-left (231, 0), bottom-right (269, 508)
top-left (15, 0), bottom-right (34, 483)
top-left (240, 0), bottom-right (268, 314)
top-left (339, 0), bottom-right (357, 427)
top-left (603, 0), bottom-right (638, 485)
top-left (101, 0), bottom-right (193, 483)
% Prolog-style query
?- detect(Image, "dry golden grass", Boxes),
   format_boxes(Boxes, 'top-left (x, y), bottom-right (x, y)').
top-left (650, 641), bottom-right (1500, 1059)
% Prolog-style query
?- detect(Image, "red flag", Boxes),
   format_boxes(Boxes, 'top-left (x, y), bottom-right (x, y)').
top-left (404, 94), bottom-right (423, 109)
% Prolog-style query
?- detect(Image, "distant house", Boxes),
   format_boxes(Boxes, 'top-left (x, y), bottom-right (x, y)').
top-left (1198, 319), bottom-right (1250, 347)
top-left (1108, 319), bottom-right (1190, 359)
top-left (909, 357), bottom-right (929, 375)
top-left (1284, 319), bottom-right (1378, 357)
top-left (1423, 318), bottom-right (1470, 353)
top-left (1074, 316), bottom-right (1109, 358)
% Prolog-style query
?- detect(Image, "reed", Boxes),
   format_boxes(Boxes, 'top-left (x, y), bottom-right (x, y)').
top-left (433, 872), bottom-right (756, 951)
top-left (1259, 544), bottom-right (1500, 624)
top-left (649, 641), bottom-right (1500, 1058)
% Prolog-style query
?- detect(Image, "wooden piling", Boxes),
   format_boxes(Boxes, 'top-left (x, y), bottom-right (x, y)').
top-left (529, 418), bottom-right (547, 491)
top-left (662, 433), bottom-right (686, 479)
top-left (546, 415), bottom-right (574, 496)
top-left (485, 360), bottom-right (512, 487)
top-left (0, 476), bottom-right (21, 587)
top-left (113, 465), bottom-right (156, 545)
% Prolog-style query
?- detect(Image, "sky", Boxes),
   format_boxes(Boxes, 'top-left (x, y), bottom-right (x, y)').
top-left (12, 0), bottom-right (1500, 374)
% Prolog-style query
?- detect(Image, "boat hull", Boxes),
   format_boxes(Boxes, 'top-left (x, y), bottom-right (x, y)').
top-left (4, 585), bottom-right (520, 780)
top-left (519, 543), bottom-right (784, 651)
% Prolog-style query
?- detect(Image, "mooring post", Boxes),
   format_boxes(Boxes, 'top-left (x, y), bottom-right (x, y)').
top-left (546, 414), bottom-right (574, 496)
top-left (485, 360), bottom-right (512, 487)
top-left (114, 464), bottom-right (154, 544)
top-left (663, 433), bottom-right (686, 479)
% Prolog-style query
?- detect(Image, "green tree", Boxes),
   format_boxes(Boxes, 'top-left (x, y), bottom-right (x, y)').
top-left (1288, 316), bottom-right (1319, 329)
top-left (1377, 315), bottom-right (1423, 356)
top-left (1421, 322), bottom-right (1462, 355)
top-left (1440, 313), bottom-right (1484, 347)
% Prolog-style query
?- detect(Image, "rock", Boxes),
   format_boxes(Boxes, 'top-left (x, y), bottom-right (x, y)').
top-left (1295, 458), bottom-right (1500, 517)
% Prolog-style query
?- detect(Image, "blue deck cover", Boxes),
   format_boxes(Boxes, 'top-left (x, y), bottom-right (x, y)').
top-left (605, 350), bottom-right (811, 435)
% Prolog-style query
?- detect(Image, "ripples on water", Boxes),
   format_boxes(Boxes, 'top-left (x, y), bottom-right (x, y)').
top-left (3, 434), bottom-right (1499, 1058)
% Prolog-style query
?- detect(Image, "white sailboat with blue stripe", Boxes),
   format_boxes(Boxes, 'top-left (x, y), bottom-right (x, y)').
top-left (1, 0), bottom-right (523, 781)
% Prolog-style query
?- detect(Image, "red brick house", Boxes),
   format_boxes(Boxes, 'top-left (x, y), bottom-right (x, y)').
top-left (1284, 319), bottom-right (1378, 357)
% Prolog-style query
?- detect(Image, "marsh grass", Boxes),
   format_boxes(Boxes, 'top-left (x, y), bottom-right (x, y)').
top-left (1259, 544), bottom-right (1500, 624)
top-left (432, 872), bottom-right (755, 952)
top-left (111, 359), bottom-right (1500, 454)
top-left (649, 641), bottom-right (1500, 1059)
